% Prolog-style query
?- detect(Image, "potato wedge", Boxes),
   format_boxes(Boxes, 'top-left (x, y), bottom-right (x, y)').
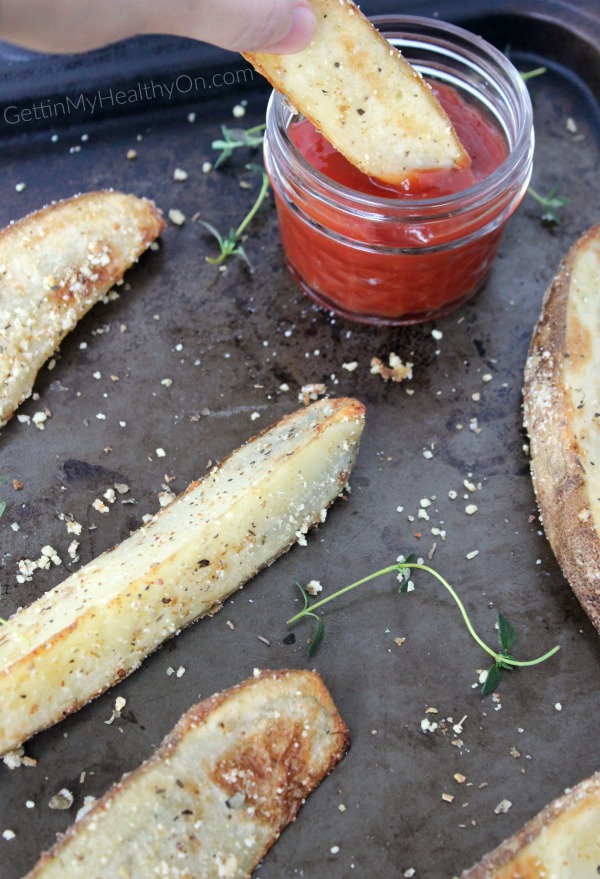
top-left (0, 397), bottom-right (365, 755)
top-left (0, 190), bottom-right (164, 427)
top-left (244, 0), bottom-right (469, 182)
top-left (523, 225), bottom-right (600, 634)
top-left (23, 669), bottom-right (350, 879)
top-left (460, 770), bottom-right (600, 877)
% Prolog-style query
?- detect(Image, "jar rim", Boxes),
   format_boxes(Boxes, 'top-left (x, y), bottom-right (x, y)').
top-left (267, 14), bottom-right (534, 214)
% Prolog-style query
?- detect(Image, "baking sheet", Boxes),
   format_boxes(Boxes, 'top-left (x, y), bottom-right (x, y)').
top-left (1, 2), bottom-right (599, 877)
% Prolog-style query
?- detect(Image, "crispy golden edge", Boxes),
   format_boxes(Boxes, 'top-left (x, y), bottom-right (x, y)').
top-left (25, 669), bottom-right (350, 879)
top-left (0, 190), bottom-right (164, 247)
top-left (459, 771), bottom-right (600, 877)
top-left (0, 190), bottom-right (165, 426)
top-left (523, 224), bottom-right (600, 634)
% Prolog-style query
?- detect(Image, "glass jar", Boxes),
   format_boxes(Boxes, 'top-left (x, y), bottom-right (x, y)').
top-left (263, 15), bottom-right (534, 325)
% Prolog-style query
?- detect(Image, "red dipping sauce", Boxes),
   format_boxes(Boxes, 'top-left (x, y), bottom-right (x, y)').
top-left (263, 17), bottom-right (534, 324)
top-left (289, 84), bottom-right (508, 202)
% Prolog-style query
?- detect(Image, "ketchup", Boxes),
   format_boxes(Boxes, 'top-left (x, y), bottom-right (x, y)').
top-left (289, 83), bottom-right (508, 201)
top-left (270, 81), bottom-right (514, 324)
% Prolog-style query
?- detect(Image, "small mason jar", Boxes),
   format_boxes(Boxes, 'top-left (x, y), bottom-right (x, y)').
top-left (263, 15), bottom-right (534, 325)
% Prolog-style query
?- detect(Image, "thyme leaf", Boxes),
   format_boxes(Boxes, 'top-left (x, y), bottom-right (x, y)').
top-left (288, 559), bottom-right (560, 696)
top-left (498, 612), bottom-right (517, 652)
top-left (211, 124), bottom-right (266, 168)
top-left (199, 164), bottom-right (270, 270)
top-left (481, 663), bottom-right (502, 696)
top-left (528, 182), bottom-right (569, 225)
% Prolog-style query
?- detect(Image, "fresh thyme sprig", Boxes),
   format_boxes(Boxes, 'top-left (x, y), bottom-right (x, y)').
top-left (288, 557), bottom-right (560, 695)
top-left (199, 164), bottom-right (270, 270)
top-left (528, 181), bottom-right (569, 226)
top-left (211, 124), bottom-right (266, 169)
top-left (518, 68), bottom-right (570, 227)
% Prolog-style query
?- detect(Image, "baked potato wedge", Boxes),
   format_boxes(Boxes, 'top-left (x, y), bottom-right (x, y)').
top-left (244, 0), bottom-right (469, 183)
top-left (0, 397), bottom-right (365, 755)
top-left (23, 669), bottom-right (350, 879)
top-left (0, 190), bottom-right (164, 427)
top-left (460, 770), bottom-right (600, 878)
top-left (523, 224), bottom-right (600, 633)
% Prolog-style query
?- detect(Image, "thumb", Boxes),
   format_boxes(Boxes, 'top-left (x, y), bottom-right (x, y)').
top-left (0, 0), bottom-right (316, 55)
top-left (154, 0), bottom-right (317, 54)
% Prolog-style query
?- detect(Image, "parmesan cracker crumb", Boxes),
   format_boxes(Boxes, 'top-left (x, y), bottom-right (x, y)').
top-left (48, 788), bottom-right (74, 810)
top-left (370, 352), bottom-right (413, 383)
top-left (298, 383), bottom-right (327, 405)
top-left (494, 799), bottom-right (512, 814)
top-left (306, 580), bottom-right (323, 596)
top-left (168, 208), bottom-right (186, 226)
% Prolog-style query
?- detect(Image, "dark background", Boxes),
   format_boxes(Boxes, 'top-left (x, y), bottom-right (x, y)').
top-left (0, 2), bottom-right (599, 877)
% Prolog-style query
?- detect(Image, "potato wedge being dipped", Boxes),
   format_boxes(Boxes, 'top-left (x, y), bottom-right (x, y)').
top-left (244, 0), bottom-right (469, 182)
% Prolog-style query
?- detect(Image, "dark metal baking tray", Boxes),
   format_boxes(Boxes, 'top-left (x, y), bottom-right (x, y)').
top-left (0, 2), bottom-right (599, 877)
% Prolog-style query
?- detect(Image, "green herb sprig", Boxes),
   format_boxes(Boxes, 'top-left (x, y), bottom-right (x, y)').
top-left (295, 582), bottom-right (325, 659)
top-left (211, 124), bottom-right (266, 169)
top-left (520, 67), bottom-right (547, 82)
top-left (528, 182), bottom-right (569, 226)
top-left (288, 557), bottom-right (560, 695)
top-left (199, 164), bottom-right (270, 270)
top-left (519, 68), bottom-right (569, 226)
top-left (0, 474), bottom-right (8, 519)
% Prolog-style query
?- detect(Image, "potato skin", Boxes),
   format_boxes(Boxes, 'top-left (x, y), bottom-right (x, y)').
top-left (523, 224), bottom-right (600, 635)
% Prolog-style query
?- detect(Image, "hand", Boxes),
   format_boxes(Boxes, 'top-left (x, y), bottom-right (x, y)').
top-left (0, 0), bottom-right (317, 55)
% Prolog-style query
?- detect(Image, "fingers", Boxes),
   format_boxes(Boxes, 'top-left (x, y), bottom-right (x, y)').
top-left (258, 2), bottom-right (317, 54)
top-left (0, 0), bottom-right (317, 55)
top-left (205, 0), bottom-right (316, 53)
top-left (0, 0), bottom-right (151, 53)
top-left (144, 0), bottom-right (317, 54)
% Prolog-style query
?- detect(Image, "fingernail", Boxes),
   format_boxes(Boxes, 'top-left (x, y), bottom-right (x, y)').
top-left (263, 3), bottom-right (316, 54)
